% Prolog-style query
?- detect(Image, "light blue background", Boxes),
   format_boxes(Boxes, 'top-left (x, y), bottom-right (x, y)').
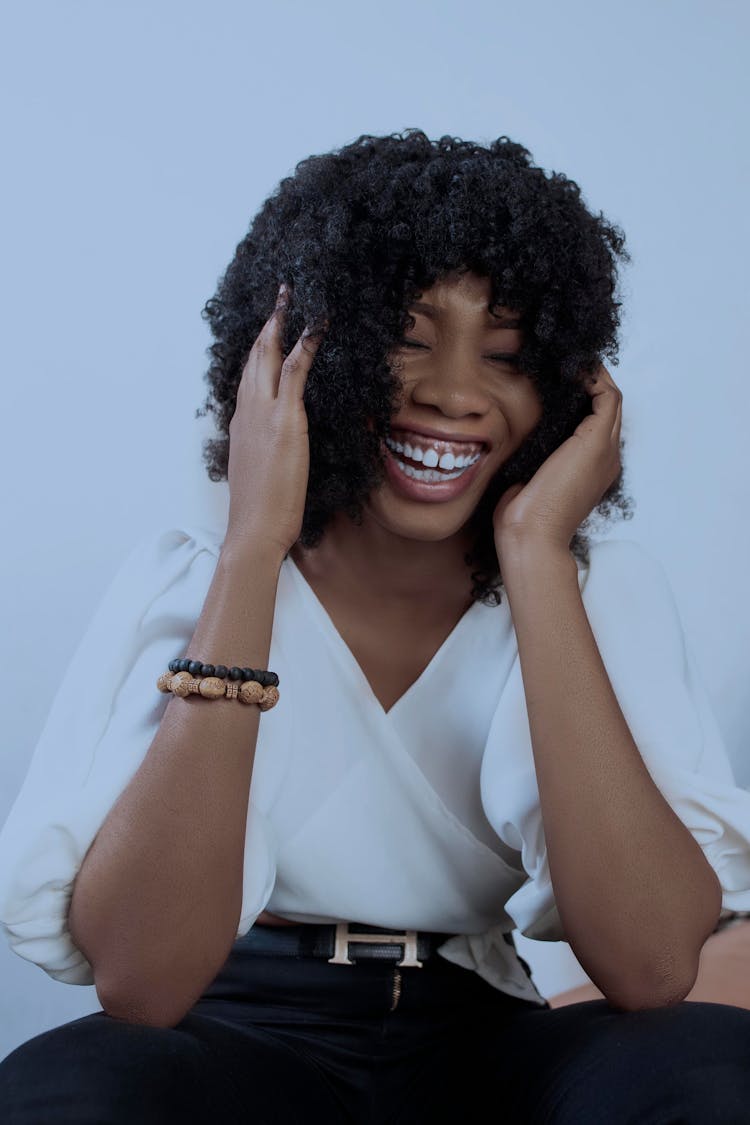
top-left (2, 0), bottom-right (748, 1060)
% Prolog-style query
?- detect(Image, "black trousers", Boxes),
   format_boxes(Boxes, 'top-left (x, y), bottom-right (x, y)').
top-left (2, 925), bottom-right (750, 1124)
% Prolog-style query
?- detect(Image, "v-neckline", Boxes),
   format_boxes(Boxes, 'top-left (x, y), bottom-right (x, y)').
top-left (285, 554), bottom-right (483, 718)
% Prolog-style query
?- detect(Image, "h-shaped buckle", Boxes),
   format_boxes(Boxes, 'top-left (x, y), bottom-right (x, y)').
top-left (328, 922), bottom-right (423, 967)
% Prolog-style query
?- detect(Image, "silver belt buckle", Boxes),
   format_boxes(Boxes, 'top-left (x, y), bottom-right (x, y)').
top-left (328, 922), bottom-right (423, 967)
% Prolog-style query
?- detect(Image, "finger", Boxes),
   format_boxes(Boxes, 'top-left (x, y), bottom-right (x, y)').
top-left (612, 390), bottom-right (623, 446)
top-left (277, 321), bottom-right (328, 401)
top-left (587, 364), bottom-right (620, 411)
top-left (593, 364), bottom-right (623, 447)
top-left (241, 283), bottom-right (292, 399)
top-left (592, 362), bottom-right (621, 394)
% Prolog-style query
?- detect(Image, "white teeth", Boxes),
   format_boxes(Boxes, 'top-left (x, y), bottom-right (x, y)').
top-left (385, 436), bottom-right (481, 470)
top-left (393, 457), bottom-right (468, 483)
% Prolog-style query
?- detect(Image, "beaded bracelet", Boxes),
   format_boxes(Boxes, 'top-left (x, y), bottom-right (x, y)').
top-left (156, 657), bottom-right (280, 712)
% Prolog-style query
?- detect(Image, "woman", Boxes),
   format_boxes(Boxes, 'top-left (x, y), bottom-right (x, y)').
top-left (1, 129), bottom-right (749, 1123)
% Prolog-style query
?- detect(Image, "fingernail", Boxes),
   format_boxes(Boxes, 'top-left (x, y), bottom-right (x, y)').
top-left (278, 282), bottom-right (288, 299)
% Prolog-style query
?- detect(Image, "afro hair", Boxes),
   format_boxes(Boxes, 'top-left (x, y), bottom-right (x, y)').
top-left (196, 128), bottom-right (635, 605)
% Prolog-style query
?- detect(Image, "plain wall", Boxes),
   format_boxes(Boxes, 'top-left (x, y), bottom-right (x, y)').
top-left (1, 0), bottom-right (748, 1061)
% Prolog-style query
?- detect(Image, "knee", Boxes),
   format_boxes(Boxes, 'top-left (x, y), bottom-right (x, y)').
top-left (0, 1011), bottom-right (216, 1124)
top-left (546, 1001), bottom-right (750, 1124)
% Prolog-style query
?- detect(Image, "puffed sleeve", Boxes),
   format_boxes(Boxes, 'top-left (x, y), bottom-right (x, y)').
top-left (480, 538), bottom-right (750, 943)
top-left (0, 525), bottom-right (277, 985)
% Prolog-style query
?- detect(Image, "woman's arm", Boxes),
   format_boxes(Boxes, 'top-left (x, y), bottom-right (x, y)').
top-left (549, 916), bottom-right (750, 1010)
top-left (500, 540), bottom-right (722, 1011)
top-left (69, 542), bottom-right (283, 1027)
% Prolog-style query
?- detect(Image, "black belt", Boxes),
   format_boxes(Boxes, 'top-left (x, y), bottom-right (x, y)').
top-left (241, 922), bottom-right (456, 968)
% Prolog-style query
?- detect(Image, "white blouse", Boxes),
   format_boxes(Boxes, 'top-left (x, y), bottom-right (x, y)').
top-left (2, 523), bottom-right (749, 1008)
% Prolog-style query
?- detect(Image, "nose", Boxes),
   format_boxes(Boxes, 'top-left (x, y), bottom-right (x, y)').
top-left (405, 350), bottom-right (495, 419)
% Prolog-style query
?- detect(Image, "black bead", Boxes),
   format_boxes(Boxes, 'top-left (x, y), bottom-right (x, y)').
top-left (268, 672), bottom-right (279, 687)
top-left (241, 668), bottom-right (256, 681)
top-left (214, 665), bottom-right (228, 679)
top-left (168, 659), bottom-right (178, 672)
top-left (228, 666), bottom-right (243, 681)
top-left (200, 664), bottom-right (215, 677)
top-left (188, 660), bottom-right (203, 676)
top-left (178, 659), bottom-right (191, 672)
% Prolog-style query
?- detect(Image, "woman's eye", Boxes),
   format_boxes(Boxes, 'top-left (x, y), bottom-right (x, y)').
top-left (488, 354), bottom-right (521, 367)
top-left (400, 339), bottom-right (521, 368)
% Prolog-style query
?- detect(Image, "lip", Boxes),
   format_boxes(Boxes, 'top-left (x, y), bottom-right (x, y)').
top-left (389, 423), bottom-right (491, 450)
top-left (382, 439), bottom-right (488, 503)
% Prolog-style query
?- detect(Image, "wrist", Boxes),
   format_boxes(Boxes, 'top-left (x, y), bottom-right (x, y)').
top-left (497, 532), bottom-right (574, 569)
top-left (497, 537), bottom-right (578, 604)
top-left (221, 534), bottom-right (288, 573)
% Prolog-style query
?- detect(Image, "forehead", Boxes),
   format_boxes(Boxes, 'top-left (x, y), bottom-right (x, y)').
top-left (413, 272), bottom-right (522, 327)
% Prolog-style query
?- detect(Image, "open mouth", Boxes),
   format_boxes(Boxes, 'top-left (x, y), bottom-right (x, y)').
top-left (389, 453), bottom-right (477, 483)
top-left (382, 437), bottom-right (489, 502)
top-left (384, 433), bottom-right (486, 479)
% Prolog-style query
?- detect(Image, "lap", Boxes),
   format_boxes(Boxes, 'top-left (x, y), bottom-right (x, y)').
top-left (438, 998), bottom-right (750, 1125)
top-left (3, 991), bottom-right (749, 1124)
top-left (0, 1008), bottom-right (350, 1125)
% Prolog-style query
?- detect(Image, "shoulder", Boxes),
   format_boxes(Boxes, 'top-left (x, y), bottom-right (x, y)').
top-left (117, 520), bottom-right (227, 581)
top-left (135, 520), bottom-right (226, 558)
top-left (583, 536), bottom-right (663, 571)
top-left (81, 521), bottom-right (229, 632)
top-left (581, 538), bottom-right (675, 599)
top-left (580, 538), bottom-right (688, 659)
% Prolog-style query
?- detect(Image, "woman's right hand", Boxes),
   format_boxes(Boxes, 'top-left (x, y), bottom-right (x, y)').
top-left (225, 283), bottom-right (327, 560)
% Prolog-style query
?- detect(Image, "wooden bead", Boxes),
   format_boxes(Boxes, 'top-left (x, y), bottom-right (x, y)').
top-left (199, 676), bottom-right (228, 699)
top-left (159, 668), bottom-right (279, 713)
top-left (239, 680), bottom-right (264, 705)
top-left (170, 671), bottom-right (194, 697)
top-left (258, 685), bottom-right (280, 711)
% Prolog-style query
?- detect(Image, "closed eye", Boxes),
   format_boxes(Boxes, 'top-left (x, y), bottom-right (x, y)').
top-left (399, 339), bottom-right (521, 367)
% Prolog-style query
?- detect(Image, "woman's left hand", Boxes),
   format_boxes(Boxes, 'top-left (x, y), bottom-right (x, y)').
top-left (492, 362), bottom-right (623, 553)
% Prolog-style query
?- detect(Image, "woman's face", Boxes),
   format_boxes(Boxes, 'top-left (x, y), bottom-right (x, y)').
top-left (367, 269), bottom-right (544, 544)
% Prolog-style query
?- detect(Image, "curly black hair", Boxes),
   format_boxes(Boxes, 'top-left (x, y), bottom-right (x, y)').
top-left (196, 128), bottom-right (635, 606)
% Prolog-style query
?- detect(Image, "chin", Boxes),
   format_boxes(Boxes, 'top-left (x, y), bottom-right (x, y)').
top-left (367, 495), bottom-right (481, 544)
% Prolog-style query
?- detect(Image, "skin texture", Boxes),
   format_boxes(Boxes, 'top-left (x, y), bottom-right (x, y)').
top-left (549, 920), bottom-right (750, 1010)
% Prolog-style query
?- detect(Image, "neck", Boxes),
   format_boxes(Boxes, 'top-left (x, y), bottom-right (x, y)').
top-left (289, 510), bottom-right (475, 613)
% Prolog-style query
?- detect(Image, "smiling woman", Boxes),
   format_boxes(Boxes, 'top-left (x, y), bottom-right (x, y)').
top-left (3, 128), bottom-right (748, 1125)
top-left (368, 270), bottom-right (548, 521)
top-left (195, 128), bottom-right (636, 607)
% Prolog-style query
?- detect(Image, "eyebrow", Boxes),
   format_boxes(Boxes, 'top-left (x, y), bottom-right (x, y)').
top-left (410, 301), bottom-right (521, 329)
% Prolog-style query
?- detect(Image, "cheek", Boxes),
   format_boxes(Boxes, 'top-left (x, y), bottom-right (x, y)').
top-left (511, 381), bottom-right (545, 429)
